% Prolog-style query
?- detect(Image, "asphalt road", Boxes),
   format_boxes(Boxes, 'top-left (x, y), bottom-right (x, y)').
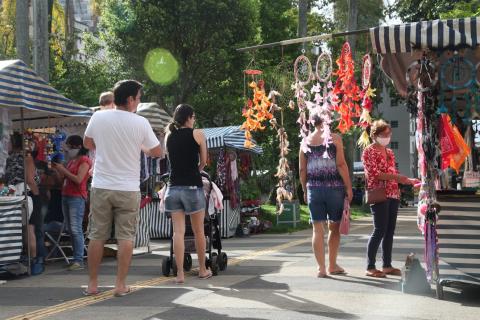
top-left (1, 207), bottom-right (479, 320)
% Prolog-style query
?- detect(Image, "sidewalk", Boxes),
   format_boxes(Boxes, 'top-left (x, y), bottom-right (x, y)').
top-left (1, 207), bottom-right (479, 320)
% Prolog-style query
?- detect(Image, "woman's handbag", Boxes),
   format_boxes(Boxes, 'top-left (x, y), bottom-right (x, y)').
top-left (339, 198), bottom-right (350, 235)
top-left (365, 183), bottom-right (387, 204)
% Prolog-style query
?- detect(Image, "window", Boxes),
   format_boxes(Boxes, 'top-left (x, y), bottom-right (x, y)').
top-left (391, 120), bottom-right (399, 128)
top-left (391, 141), bottom-right (399, 149)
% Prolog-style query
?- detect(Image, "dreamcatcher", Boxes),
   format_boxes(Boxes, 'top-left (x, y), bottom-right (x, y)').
top-left (311, 51), bottom-right (336, 158)
top-left (357, 54), bottom-right (376, 148)
top-left (332, 42), bottom-right (361, 133)
top-left (440, 53), bottom-right (477, 124)
top-left (293, 53), bottom-right (313, 153)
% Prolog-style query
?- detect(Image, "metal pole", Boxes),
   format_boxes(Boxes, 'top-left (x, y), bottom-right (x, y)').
top-left (237, 29), bottom-right (370, 52)
top-left (20, 108), bottom-right (31, 275)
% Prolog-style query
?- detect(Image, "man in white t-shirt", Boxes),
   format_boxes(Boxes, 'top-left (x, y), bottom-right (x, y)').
top-left (83, 80), bottom-right (161, 297)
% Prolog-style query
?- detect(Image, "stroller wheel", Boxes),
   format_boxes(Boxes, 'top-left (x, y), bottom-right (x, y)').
top-left (219, 252), bottom-right (228, 271)
top-left (162, 257), bottom-right (171, 277)
top-left (210, 255), bottom-right (219, 276)
top-left (184, 253), bottom-right (192, 271)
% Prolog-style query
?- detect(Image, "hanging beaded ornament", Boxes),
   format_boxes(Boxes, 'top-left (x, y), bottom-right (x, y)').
top-left (357, 54), bottom-right (376, 148)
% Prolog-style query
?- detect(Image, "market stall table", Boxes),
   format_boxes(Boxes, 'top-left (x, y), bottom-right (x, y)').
top-left (0, 196), bottom-right (26, 273)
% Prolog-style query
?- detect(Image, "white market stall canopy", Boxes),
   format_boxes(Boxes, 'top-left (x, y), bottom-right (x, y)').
top-left (370, 17), bottom-right (480, 54)
top-left (0, 59), bottom-right (92, 123)
top-left (203, 126), bottom-right (263, 154)
top-left (369, 17), bottom-right (480, 96)
top-left (136, 103), bottom-right (171, 132)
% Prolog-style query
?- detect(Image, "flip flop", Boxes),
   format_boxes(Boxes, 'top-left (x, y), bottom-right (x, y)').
top-left (317, 271), bottom-right (329, 278)
top-left (329, 269), bottom-right (347, 275)
top-left (82, 289), bottom-right (100, 296)
top-left (382, 268), bottom-right (402, 276)
top-left (365, 269), bottom-right (386, 278)
top-left (199, 271), bottom-right (213, 280)
top-left (113, 287), bottom-right (132, 297)
top-left (175, 278), bottom-right (185, 284)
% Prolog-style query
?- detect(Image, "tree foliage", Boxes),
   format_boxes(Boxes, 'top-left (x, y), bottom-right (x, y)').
top-left (388, 0), bottom-right (458, 22)
top-left (440, 1), bottom-right (480, 19)
top-left (0, 0), bottom-right (16, 59)
top-left (97, 0), bottom-right (259, 127)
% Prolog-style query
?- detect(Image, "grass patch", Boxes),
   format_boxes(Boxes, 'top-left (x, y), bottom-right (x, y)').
top-left (260, 203), bottom-right (370, 234)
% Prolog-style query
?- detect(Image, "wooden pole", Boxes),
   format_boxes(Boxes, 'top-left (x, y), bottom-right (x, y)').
top-left (20, 108), bottom-right (31, 275)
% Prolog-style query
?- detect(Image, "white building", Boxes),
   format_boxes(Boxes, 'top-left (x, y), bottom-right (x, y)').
top-left (376, 85), bottom-right (414, 177)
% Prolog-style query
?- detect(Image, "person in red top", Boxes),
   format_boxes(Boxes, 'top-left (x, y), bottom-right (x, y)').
top-left (53, 135), bottom-right (92, 271)
top-left (362, 120), bottom-right (419, 278)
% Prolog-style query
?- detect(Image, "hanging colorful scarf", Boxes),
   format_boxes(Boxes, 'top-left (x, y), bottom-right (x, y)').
top-left (215, 149), bottom-right (227, 192)
top-left (439, 113), bottom-right (460, 170)
top-left (332, 42), bottom-right (361, 133)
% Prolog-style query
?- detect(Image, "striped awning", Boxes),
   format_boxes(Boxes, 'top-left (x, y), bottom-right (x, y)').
top-left (203, 126), bottom-right (263, 154)
top-left (370, 17), bottom-right (480, 54)
top-left (136, 102), bottom-right (171, 132)
top-left (0, 60), bottom-right (92, 120)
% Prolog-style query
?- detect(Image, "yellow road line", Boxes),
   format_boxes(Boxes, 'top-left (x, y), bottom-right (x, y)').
top-left (7, 237), bottom-right (310, 320)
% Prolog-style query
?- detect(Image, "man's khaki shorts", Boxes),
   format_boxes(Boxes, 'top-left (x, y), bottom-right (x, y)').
top-left (87, 188), bottom-right (141, 241)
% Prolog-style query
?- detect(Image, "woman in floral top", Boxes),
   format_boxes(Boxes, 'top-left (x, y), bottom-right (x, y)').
top-left (362, 120), bottom-right (418, 278)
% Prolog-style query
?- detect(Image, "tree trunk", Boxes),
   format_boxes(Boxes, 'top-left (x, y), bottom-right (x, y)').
top-left (64, 0), bottom-right (76, 60)
top-left (298, 0), bottom-right (308, 51)
top-left (33, 0), bottom-right (49, 81)
top-left (47, 0), bottom-right (54, 35)
top-left (16, 0), bottom-right (31, 65)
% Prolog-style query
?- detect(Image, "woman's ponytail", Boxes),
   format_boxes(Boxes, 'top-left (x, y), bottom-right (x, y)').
top-left (166, 104), bottom-right (195, 135)
top-left (166, 121), bottom-right (177, 135)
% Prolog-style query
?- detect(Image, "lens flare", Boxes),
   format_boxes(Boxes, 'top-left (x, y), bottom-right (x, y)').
top-left (144, 48), bottom-right (179, 85)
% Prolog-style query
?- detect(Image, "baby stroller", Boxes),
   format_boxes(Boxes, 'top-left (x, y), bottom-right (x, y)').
top-left (160, 172), bottom-right (227, 276)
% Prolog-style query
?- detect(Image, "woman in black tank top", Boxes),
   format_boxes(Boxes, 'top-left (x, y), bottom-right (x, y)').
top-left (164, 104), bottom-right (211, 283)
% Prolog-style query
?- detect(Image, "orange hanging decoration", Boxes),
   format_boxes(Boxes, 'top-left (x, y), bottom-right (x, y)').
top-left (333, 42), bottom-right (361, 133)
top-left (241, 79), bottom-right (274, 147)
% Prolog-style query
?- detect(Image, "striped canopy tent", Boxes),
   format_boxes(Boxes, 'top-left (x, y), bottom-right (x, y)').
top-left (369, 17), bottom-right (480, 96)
top-left (0, 60), bottom-right (92, 124)
top-left (203, 126), bottom-right (263, 154)
top-left (136, 102), bottom-right (172, 132)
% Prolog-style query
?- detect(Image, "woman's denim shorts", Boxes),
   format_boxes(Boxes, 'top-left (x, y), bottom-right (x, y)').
top-left (307, 186), bottom-right (345, 223)
top-left (165, 186), bottom-right (205, 215)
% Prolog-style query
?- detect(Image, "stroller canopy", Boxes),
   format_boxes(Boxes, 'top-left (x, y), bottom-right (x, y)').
top-left (0, 59), bottom-right (92, 121)
top-left (203, 126), bottom-right (263, 154)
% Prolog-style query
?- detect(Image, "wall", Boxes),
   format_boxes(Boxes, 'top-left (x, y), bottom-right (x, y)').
top-left (376, 85), bottom-right (413, 177)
